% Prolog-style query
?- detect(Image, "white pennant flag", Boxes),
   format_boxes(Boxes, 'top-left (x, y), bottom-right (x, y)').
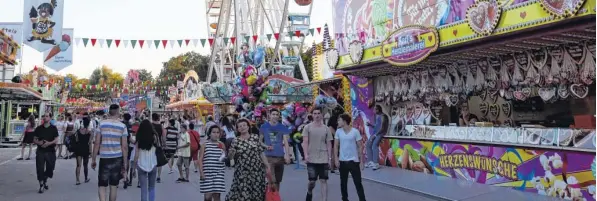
top-left (75, 38), bottom-right (81, 46)
top-left (192, 39), bottom-right (199, 47)
top-left (170, 40), bottom-right (175, 48)
top-left (98, 39), bottom-right (105, 48)
top-left (147, 40), bottom-right (153, 49)
top-left (124, 40), bottom-right (129, 48)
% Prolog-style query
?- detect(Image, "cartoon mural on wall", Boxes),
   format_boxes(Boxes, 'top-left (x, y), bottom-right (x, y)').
top-left (350, 76), bottom-right (374, 141)
top-left (379, 139), bottom-right (597, 200)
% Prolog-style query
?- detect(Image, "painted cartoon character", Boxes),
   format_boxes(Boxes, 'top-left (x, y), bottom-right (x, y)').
top-left (401, 144), bottom-right (434, 174)
top-left (237, 43), bottom-right (252, 65)
top-left (27, 0), bottom-right (58, 45)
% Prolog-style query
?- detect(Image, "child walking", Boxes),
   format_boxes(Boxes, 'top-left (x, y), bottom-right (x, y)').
top-left (198, 125), bottom-right (226, 201)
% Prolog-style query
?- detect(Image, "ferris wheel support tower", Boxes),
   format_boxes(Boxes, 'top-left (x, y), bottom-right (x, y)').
top-left (205, 0), bottom-right (312, 83)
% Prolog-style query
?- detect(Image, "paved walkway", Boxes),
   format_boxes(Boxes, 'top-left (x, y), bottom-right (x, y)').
top-left (0, 150), bottom-right (440, 201)
top-left (360, 166), bottom-right (565, 201)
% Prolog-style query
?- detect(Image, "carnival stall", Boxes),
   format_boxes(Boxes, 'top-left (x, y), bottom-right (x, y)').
top-left (320, 0), bottom-right (596, 200)
top-left (166, 70), bottom-right (213, 120)
top-left (0, 29), bottom-right (19, 66)
top-left (63, 97), bottom-right (106, 113)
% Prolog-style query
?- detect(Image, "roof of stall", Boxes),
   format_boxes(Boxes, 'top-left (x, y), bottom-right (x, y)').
top-left (0, 83), bottom-right (44, 101)
top-left (166, 98), bottom-right (212, 109)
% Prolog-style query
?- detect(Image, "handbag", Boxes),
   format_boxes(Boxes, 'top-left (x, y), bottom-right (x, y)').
top-left (154, 132), bottom-right (168, 167)
top-left (266, 186), bottom-right (281, 201)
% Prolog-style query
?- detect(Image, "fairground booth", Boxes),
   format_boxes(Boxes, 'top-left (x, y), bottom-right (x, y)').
top-left (166, 70), bottom-right (213, 121)
top-left (319, 0), bottom-right (596, 200)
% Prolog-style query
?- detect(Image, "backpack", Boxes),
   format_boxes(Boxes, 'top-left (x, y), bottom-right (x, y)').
top-left (189, 130), bottom-right (200, 152)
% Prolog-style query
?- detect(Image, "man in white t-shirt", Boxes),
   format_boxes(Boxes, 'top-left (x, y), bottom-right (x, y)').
top-left (176, 124), bottom-right (191, 183)
top-left (333, 113), bottom-right (366, 201)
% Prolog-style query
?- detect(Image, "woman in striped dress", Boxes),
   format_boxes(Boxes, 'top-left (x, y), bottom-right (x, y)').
top-left (199, 125), bottom-right (226, 200)
top-left (164, 119), bottom-right (179, 175)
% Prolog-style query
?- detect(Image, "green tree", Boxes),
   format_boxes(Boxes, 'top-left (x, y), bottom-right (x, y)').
top-left (89, 65), bottom-right (124, 85)
top-left (136, 69), bottom-right (153, 82)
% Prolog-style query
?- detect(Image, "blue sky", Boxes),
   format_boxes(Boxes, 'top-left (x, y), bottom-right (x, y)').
top-left (0, 0), bottom-right (333, 79)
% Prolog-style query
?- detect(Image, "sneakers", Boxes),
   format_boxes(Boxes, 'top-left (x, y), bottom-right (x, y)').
top-left (305, 193), bottom-right (313, 201)
top-left (364, 161), bottom-right (374, 168)
top-left (372, 164), bottom-right (381, 170)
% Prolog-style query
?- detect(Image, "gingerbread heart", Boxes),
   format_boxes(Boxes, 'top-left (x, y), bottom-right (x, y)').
top-left (479, 90), bottom-right (488, 101)
top-left (445, 94), bottom-right (459, 107)
top-left (488, 89), bottom-right (499, 103)
top-left (349, 41), bottom-right (364, 64)
top-left (502, 102), bottom-right (512, 117)
top-left (540, 0), bottom-right (584, 18)
top-left (538, 87), bottom-right (556, 101)
top-left (558, 84), bottom-right (570, 99)
top-left (489, 104), bottom-right (500, 118)
top-left (513, 89), bottom-right (529, 101)
top-left (326, 48), bottom-right (339, 69)
top-left (479, 102), bottom-right (489, 117)
top-left (467, 0), bottom-right (501, 36)
top-left (570, 84), bottom-right (588, 98)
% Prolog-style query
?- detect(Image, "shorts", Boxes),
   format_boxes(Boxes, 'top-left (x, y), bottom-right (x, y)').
top-left (98, 157), bottom-right (124, 187)
top-left (177, 157), bottom-right (191, 168)
top-left (267, 157), bottom-right (285, 184)
top-left (191, 149), bottom-right (199, 161)
top-left (307, 163), bottom-right (329, 181)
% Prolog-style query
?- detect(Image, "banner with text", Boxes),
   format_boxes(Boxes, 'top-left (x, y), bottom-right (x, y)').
top-left (379, 139), bottom-right (596, 201)
top-left (43, 28), bottom-right (73, 71)
top-left (22, 0), bottom-right (65, 52)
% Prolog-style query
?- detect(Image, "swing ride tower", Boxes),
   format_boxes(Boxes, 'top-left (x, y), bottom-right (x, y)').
top-left (205, 0), bottom-right (312, 83)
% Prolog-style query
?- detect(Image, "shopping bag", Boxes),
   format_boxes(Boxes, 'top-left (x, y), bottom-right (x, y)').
top-left (266, 186), bottom-right (281, 201)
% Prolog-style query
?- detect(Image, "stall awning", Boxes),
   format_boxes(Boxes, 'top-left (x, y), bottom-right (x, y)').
top-left (291, 76), bottom-right (342, 88)
top-left (338, 16), bottom-right (595, 77)
top-left (166, 98), bottom-right (212, 109)
top-left (0, 83), bottom-right (44, 101)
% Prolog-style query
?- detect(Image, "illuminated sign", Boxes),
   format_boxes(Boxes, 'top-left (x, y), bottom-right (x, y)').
top-left (382, 25), bottom-right (439, 66)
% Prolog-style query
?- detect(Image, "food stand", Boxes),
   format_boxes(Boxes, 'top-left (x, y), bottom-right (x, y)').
top-left (0, 83), bottom-right (44, 142)
top-left (320, 0), bottom-right (596, 199)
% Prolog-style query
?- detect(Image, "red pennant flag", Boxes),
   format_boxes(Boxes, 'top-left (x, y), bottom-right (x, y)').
top-left (184, 39), bottom-right (190, 46)
top-left (274, 33), bottom-right (280, 40)
top-left (208, 38), bottom-right (214, 46)
top-left (91, 38), bottom-right (97, 46)
top-left (162, 40), bottom-right (168, 48)
top-left (115, 40), bottom-right (121, 47)
top-left (316, 27), bottom-right (321, 34)
top-left (139, 40), bottom-right (145, 48)
top-left (295, 30), bottom-right (301, 37)
top-left (252, 35), bottom-right (258, 42)
top-left (230, 37), bottom-right (236, 45)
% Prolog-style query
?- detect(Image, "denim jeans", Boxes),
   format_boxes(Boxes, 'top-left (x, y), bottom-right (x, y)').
top-left (138, 166), bottom-right (157, 201)
top-left (366, 135), bottom-right (382, 164)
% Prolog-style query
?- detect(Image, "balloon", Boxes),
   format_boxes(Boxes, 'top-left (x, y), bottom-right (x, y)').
top-left (246, 75), bottom-right (258, 86)
top-left (241, 87), bottom-right (250, 97)
top-left (295, 117), bottom-right (303, 127)
top-left (235, 77), bottom-right (242, 86)
top-left (259, 68), bottom-right (269, 77)
top-left (259, 89), bottom-right (268, 101)
top-left (281, 110), bottom-right (289, 118)
top-left (248, 95), bottom-right (257, 102)
top-left (232, 96), bottom-right (244, 106)
top-left (282, 118), bottom-right (291, 127)
top-left (253, 46), bottom-right (265, 67)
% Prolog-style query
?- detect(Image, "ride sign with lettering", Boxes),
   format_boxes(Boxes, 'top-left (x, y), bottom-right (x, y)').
top-left (382, 25), bottom-right (439, 66)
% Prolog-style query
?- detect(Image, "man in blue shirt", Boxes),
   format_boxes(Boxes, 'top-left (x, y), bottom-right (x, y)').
top-left (366, 105), bottom-right (389, 170)
top-left (260, 108), bottom-right (291, 191)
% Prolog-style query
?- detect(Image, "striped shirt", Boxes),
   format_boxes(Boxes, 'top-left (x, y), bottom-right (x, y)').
top-left (165, 126), bottom-right (179, 153)
top-left (98, 119), bottom-right (129, 158)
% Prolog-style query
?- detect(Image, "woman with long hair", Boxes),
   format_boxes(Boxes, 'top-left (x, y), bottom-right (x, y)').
top-left (74, 117), bottom-right (92, 185)
top-left (18, 115), bottom-right (36, 160)
top-left (133, 120), bottom-right (158, 201)
top-left (221, 116), bottom-right (235, 167)
top-left (225, 119), bottom-right (271, 201)
top-left (199, 125), bottom-right (226, 201)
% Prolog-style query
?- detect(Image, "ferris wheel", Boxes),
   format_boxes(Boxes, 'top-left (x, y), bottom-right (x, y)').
top-left (205, 0), bottom-right (313, 83)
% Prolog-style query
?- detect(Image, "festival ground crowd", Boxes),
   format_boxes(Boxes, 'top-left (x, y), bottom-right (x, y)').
top-left (16, 104), bottom-right (391, 201)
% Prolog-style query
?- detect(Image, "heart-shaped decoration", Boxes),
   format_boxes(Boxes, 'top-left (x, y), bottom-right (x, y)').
top-left (538, 87), bottom-right (556, 101)
top-left (479, 90), bottom-right (488, 101)
top-left (558, 84), bottom-right (570, 99)
top-left (502, 102), bottom-right (512, 117)
top-left (570, 84), bottom-right (589, 98)
top-left (466, 0), bottom-right (501, 36)
top-left (479, 102), bottom-right (489, 116)
top-left (348, 41), bottom-right (364, 64)
top-left (540, 0), bottom-right (585, 18)
top-left (326, 48), bottom-right (340, 69)
top-left (445, 94), bottom-right (459, 107)
top-left (489, 104), bottom-right (500, 118)
top-left (488, 89), bottom-right (499, 103)
top-left (453, 29), bottom-right (458, 36)
top-left (513, 89), bottom-right (529, 101)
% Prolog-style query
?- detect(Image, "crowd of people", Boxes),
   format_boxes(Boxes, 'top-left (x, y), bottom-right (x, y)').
top-left (16, 102), bottom-right (392, 201)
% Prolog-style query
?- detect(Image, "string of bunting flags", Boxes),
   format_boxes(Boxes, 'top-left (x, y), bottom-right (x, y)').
top-left (74, 26), bottom-right (324, 49)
